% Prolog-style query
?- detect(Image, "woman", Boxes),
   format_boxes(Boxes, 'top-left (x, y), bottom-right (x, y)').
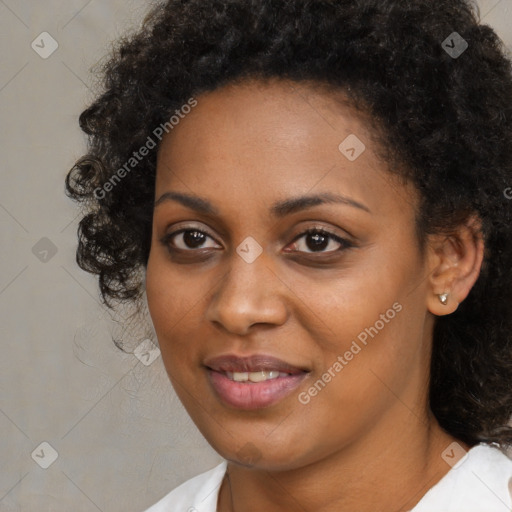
top-left (65, 0), bottom-right (512, 510)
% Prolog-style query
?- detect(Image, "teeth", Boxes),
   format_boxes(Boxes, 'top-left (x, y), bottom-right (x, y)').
top-left (227, 370), bottom-right (286, 382)
top-left (248, 370), bottom-right (280, 382)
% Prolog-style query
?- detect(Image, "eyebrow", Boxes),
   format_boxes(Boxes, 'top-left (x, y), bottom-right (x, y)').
top-left (154, 191), bottom-right (371, 216)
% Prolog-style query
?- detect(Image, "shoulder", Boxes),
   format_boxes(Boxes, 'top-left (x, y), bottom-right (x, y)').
top-left (412, 443), bottom-right (512, 512)
top-left (142, 460), bottom-right (228, 512)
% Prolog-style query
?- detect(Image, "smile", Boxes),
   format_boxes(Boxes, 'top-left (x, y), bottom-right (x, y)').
top-left (207, 370), bottom-right (307, 410)
top-left (204, 354), bottom-right (309, 410)
top-left (225, 370), bottom-right (290, 382)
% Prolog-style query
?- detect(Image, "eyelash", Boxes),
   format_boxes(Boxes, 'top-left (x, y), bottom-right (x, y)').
top-left (159, 226), bottom-right (353, 257)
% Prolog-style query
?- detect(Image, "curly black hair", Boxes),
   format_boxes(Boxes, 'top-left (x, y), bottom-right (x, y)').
top-left (65, 0), bottom-right (512, 447)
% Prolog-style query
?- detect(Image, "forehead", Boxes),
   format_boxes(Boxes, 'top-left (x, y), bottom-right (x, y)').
top-left (155, 78), bottom-right (416, 218)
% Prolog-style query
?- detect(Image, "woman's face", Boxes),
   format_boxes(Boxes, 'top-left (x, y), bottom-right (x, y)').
top-left (145, 79), bottom-right (435, 470)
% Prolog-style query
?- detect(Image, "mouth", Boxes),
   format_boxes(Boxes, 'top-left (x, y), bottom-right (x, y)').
top-left (204, 354), bottom-right (309, 410)
top-left (224, 370), bottom-right (292, 382)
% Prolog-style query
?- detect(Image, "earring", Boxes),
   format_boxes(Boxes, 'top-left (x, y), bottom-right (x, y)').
top-left (438, 293), bottom-right (449, 305)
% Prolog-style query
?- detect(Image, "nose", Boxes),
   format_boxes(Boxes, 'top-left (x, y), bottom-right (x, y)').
top-left (205, 250), bottom-right (289, 336)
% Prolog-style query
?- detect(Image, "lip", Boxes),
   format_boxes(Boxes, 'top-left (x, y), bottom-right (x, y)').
top-left (204, 354), bottom-right (307, 374)
top-left (204, 354), bottom-right (309, 410)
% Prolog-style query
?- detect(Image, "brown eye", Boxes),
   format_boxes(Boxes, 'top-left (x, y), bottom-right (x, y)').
top-left (289, 229), bottom-right (352, 254)
top-left (162, 229), bottom-right (219, 251)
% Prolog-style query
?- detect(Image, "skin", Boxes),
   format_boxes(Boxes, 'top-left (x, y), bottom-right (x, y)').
top-left (145, 78), bottom-right (484, 511)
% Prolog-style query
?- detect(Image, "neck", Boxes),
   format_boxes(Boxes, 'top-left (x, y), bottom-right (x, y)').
top-left (218, 410), bottom-right (466, 512)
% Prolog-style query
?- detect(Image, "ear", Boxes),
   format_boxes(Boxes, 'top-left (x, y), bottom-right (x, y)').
top-left (426, 215), bottom-right (485, 316)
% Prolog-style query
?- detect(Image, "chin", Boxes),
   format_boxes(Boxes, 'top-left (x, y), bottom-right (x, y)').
top-left (201, 429), bottom-right (314, 472)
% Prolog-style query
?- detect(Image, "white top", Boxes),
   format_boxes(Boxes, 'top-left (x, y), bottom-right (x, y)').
top-left (142, 444), bottom-right (512, 511)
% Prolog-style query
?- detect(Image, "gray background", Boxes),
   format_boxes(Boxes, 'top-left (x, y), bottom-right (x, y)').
top-left (0, 0), bottom-right (511, 510)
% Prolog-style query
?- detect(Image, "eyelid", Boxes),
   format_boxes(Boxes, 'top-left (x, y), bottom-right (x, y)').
top-left (289, 224), bottom-right (352, 243)
top-left (164, 222), bottom-right (221, 241)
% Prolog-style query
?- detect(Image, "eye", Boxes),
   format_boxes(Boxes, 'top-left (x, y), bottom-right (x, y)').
top-left (161, 228), bottom-right (220, 251)
top-left (287, 228), bottom-right (352, 254)
top-left (160, 226), bottom-right (353, 256)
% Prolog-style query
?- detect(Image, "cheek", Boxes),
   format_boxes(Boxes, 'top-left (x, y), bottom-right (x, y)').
top-left (145, 246), bottom-right (203, 330)
top-left (145, 255), bottom-right (170, 337)
top-left (145, 252), bottom-right (193, 359)
top-left (291, 320), bottom-right (414, 458)
top-left (145, 248), bottom-right (222, 399)
top-left (296, 247), bottom-right (427, 427)
top-left (300, 306), bottom-right (423, 448)
top-left (287, 248), bottom-right (411, 353)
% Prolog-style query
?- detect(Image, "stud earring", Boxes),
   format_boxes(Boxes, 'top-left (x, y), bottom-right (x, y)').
top-left (438, 293), bottom-right (449, 305)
